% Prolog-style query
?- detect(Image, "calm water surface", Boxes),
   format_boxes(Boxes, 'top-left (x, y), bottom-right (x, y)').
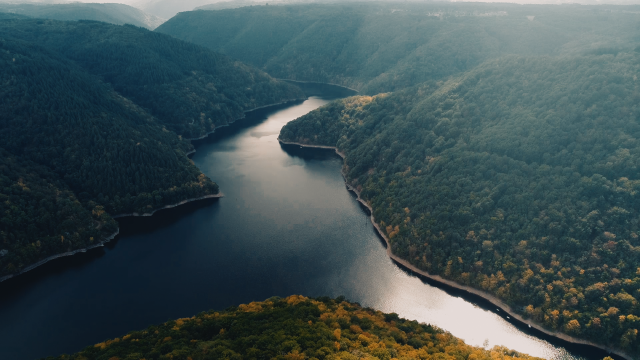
top-left (0, 84), bottom-right (614, 360)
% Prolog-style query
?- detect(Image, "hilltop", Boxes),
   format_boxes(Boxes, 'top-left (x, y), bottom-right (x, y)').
top-left (44, 295), bottom-right (544, 360)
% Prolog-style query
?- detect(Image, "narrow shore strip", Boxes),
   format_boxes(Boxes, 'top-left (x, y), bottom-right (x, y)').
top-left (278, 138), bottom-right (631, 360)
top-left (0, 229), bottom-right (120, 283)
top-left (0, 193), bottom-right (224, 284)
top-left (278, 78), bottom-right (360, 93)
top-left (112, 193), bottom-right (223, 218)
top-left (184, 98), bottom-right (306, 141)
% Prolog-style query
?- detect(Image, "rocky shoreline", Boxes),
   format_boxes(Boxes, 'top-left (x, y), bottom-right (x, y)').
top-left (278, 138), bottom-right (631, 360)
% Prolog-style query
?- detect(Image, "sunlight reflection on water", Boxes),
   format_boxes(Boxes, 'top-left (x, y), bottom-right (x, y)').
top-left (236, 96), bottom-right (587, 360)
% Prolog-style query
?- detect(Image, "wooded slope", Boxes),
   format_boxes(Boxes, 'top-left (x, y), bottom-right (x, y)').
top-left (44, 295), bottom-right (544, 360)
top-left (0, 20), bottom-right (302, 279)
top-left (280, 53), bottom-right (640, 354)
top-left (157, 3), bottom-right (640, 94)
top-left (0, 19), bottom-right (303, 139)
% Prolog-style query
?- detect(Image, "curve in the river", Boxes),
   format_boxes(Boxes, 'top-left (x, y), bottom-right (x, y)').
top-left (0, 84), bottom-right (621, 360)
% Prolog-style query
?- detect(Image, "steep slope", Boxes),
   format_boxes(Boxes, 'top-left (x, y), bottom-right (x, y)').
top-left (0, 19), bottom-right (304, 139)
top-left (157, 3), bottom-right (640, 94)
top-left (0, 148), bottom-right (117, 278)
top-left (0, 19), bottom-right (302, 280)
top-left (0, 3), bottom-right (165, 29)
top-left (45, 295), bottom-right (543, 360)
top-left (0, 35), bottom-right (219, 278)
top-left (280, 53), bottom-right (640, 354)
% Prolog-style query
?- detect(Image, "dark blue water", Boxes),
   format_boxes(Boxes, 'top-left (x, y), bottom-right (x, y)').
top-left (0, 84), bottom-right (615, 360)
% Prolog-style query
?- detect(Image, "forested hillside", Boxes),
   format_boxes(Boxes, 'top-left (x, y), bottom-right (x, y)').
top-left (0, 19), bottom-right (302, 279)
top-left (0, 148), bottom-right (117, 279)
top-left (0, 35), bottom-right (218, 279)
top-left (156, 3), bottom-right (640, 94)
top-left (280, 53), bottom-right (640, 354)
top-left (0, 19), bottom-right (303, 139)
top-left (44, 295), bottom-right (544, 360)
top-left (0, 3), bottom-right (165, 29)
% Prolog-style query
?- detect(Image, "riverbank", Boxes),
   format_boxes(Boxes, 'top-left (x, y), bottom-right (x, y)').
top-left (184, 98), bottom-right (306, 142)
top-left (0, 229), bottom-right (120, 284)
top-left (279, 79), bottom-right (360, 93)
top-left (278, 138), bottom-right (631, 360)
top-left (0, 193), bottom-right (224, 284)
top-left (112, 193), bottom-right (223, 218)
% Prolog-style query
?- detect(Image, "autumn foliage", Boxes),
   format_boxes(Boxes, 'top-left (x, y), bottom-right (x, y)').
top-left (46, 296), bottom-right (543, 360)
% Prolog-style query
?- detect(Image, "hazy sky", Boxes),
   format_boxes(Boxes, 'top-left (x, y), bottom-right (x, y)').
top-left (9, 0), bottom-right (640, 6)
top-left (3, 0), bottom-right (640, 23)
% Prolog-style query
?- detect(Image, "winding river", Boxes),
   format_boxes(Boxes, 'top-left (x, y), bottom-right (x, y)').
top-left (0, 84), bottom-right (618, 360)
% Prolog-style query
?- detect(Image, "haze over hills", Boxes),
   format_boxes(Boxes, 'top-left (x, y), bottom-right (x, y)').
top-left (0, 19), bottom-right (302, 280)
top-left (5, 0), bottom-right (640, 19)
top-left (156, 3), bottom-right (640, 94)
top-left (0, 9), bottom-right (27, 17)
top-left (0, 2), bottom-right (165, 29)
top-left (132, 0), bottom-right (219, 18)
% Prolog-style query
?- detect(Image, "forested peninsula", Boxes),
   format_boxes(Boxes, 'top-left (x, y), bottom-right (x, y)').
top-left (44, 295), bottom-right (545, 360)
top-left (280, 52), bottom-right (640, 355)
top-left (0, 18), bottom-right (302, 280)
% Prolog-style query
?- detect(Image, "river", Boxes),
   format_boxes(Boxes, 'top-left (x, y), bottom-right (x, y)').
top-left (0, 84), bottom-right (617, 360)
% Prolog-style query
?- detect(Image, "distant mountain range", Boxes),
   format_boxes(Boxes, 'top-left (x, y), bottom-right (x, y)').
top-left (0, 2), bottom-right (165, 29)
top-left (157, 3), bottom-right (640, 94)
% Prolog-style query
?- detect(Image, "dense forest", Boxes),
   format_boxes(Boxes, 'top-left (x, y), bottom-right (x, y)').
top-left (0, 19), bottom-right (301, 279)
top-left (44, 295), bottom-right (545, 360)
top-left (0, 148), bottom-right (118, 279)
top-left (157, 3), bottom-right (640, 94)
top-left (3, 2), bottom-right (640, 358)
top-left (280, 51), bottom-right (640, 354)
top-left (0, 3), bottom-right (165, 30)
top-left (0, 19), bottom-right (303, 139)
